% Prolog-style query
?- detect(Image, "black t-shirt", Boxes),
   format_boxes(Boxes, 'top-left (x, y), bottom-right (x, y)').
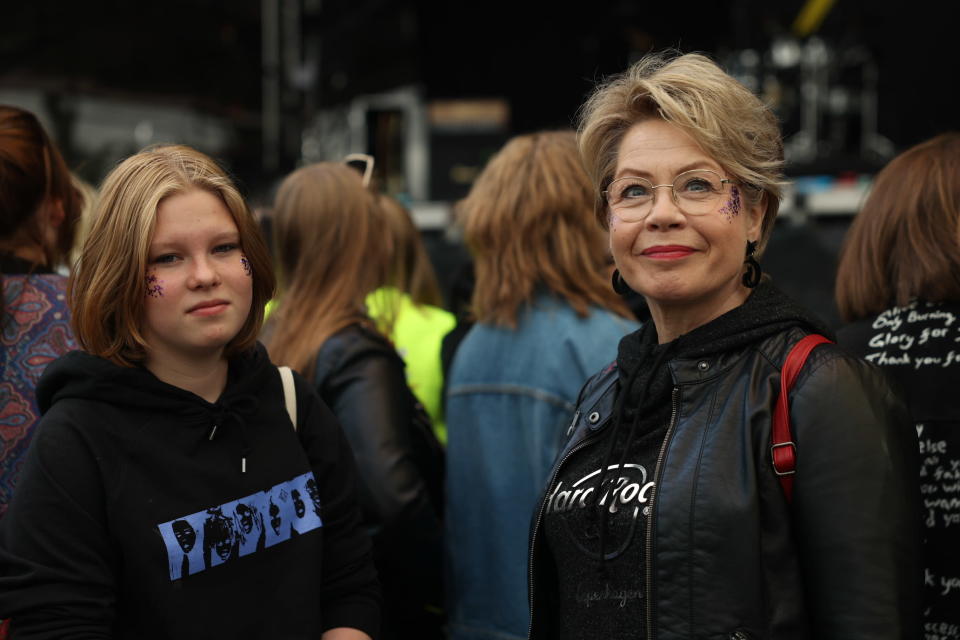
top-left (839, 300), bottom-right (960, 640)
top-left (542, 417), bottom-right (666, 640)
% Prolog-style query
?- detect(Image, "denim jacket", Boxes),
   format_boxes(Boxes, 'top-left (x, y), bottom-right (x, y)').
top-left (445, 294), bottom-right (638, 640)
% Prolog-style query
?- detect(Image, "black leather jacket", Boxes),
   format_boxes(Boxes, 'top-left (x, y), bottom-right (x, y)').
top-left (313, 323), bottom-right (444, 630)
top-left (529, 327), bottom-right (921, 640)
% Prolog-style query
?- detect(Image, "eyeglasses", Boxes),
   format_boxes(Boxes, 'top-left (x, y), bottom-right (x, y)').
top-left (603, 169), bottom-right (735, 222)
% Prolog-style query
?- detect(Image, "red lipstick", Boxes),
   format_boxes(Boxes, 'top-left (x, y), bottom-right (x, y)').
top-left (641, 245), bottom-right (696, 260)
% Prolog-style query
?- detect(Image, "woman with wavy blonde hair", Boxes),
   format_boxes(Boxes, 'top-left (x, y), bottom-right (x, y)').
top-left (0, 145), bottom-right (379, 640)
top-left (265, 162), bottom-right (444, 640)
top-left (445, 130), bottom-right (638, 640)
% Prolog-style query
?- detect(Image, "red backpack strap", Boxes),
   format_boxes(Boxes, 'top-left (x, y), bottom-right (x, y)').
top-left (772, 334), bottom-right (833, 502)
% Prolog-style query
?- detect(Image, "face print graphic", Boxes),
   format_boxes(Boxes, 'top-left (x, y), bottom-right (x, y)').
top-left (203, 508), bottom-right (237, 566)
top-left (306, 478), bottom-right (322, 516)
top-left (236, 503), bottom-right (255, 535)
top-left (172, 520), bottom-right (196, 552)
top-left (269, 499), bottom-right (282, 535)
top-left (292, 489), bottom-right (306, 519)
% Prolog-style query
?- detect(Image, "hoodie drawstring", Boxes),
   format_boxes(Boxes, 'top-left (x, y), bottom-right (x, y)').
top-left (593, 340), bottom-right (677, 568)
top-left (206, 396), bottom-right (259, 473)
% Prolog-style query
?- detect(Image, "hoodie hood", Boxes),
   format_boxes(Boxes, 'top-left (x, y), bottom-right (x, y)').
top-left (38, 343), bottom-right (273, 412)
top-left (36, 343), bottom-right (276, 464)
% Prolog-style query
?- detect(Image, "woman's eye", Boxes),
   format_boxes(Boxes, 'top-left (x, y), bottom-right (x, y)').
top-left (621, 183), bottom-right (649, 199)
top-left (680, 178), bottom-right (714, 193)
top-left (214, 243), bottom-right (239, 254)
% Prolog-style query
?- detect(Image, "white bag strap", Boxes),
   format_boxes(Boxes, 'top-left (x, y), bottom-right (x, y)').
top-left (278, 366), bottom-right (298, 431)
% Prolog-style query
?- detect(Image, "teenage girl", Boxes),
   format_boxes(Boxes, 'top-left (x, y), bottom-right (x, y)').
top-left (0, 145), bottom-right (379, 640)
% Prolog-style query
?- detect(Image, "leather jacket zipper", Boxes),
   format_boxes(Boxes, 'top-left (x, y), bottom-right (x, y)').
top-left (527, 430), bottom-right (601, 639)
top-left (645, 386), bottom-right (680, 640)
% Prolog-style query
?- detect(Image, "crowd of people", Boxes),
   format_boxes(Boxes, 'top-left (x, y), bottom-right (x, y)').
top-left (0, 51), bottom-right (955, 640)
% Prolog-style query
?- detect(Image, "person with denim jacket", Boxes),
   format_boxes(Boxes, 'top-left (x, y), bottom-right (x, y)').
top-left (445, 131), bottom-right (638, 640)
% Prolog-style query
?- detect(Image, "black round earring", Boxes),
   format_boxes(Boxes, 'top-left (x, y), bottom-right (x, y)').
top-left (742, 240), bottom-right (762, 288)
top-left (611, 268), bottom-right (631, 295)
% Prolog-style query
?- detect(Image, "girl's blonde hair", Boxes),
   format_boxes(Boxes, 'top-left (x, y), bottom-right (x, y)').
top-left (578, 51), bottom-right (785, 250)
top-left (459, 130), bottom-right (629, 327)
top-left (264, 163), bottom-right (389, 380)
top-left (70, 145), bottom-right (275, 366)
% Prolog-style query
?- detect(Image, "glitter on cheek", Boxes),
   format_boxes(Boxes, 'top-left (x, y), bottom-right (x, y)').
top-left (145, 273), bottom-right (164, 298)
top-left (718, 186), bottom-right (741, 222)
top-left (240, 254), bottom-right (252, 277)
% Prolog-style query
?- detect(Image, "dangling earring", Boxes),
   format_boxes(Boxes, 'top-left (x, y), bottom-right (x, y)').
top-left (742, 240), bottom-right (762, 288)
top-left (611, 269), bottom-right (631, 295)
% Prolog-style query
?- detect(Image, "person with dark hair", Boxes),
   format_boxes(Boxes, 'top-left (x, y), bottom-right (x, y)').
top-left (527, 52), bottom-right (921, 640)
top-left (0, 105), bottom-right (82, 517)
top-left (836, 132), bottom-right (960, 638)
top-left (445, 130), bottom-right (638, 640)
top-left (0, 145), bottom-right (378, 640)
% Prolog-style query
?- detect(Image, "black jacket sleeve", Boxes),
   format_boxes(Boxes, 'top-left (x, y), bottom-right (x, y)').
top-left (0, 405), bottom-right (117, 639)
top-left (294, 373), bottom-right (381, 637)
top-left (313, 329), bottom-right (444, 613)
top-left (790, 349), bottom-right (922, 639)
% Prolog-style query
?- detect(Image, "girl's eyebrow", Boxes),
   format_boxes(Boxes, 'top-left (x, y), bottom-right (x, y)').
top-left (149, 231), bottom-right (241, 252)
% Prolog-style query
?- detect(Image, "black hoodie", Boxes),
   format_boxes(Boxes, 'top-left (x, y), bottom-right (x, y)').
top-left (0, 343), bottom-right (379, 640)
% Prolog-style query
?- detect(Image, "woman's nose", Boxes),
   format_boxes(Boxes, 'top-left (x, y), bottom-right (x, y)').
top-left (644, 187), bottom-right (685, 229)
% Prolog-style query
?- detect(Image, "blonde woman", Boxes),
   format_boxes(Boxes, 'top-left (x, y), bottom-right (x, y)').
top-left (0, 146), bottom-right (378, 640)
top-left (528, 52), bottom-right (919, 640)
top-left (265, 163), bottom-right (444, 640)
top-left (445, 130), bottom-right (638, 640)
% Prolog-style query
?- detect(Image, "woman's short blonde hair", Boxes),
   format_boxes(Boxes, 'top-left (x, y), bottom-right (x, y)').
top-left (459, 130), bottom-right (629, 326)
top-left (70, 145), bottom-right (275, 366)
top-left (578, 51), bottom-right (785, 249)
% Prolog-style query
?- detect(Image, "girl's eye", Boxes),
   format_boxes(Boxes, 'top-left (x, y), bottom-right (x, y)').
top-left (151, 254), bottom-right (179, 265)
top-left (214, 243), bottom-right (239, 254)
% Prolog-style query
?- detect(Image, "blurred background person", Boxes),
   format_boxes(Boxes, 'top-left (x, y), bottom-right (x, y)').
top-left (836, 132), bottom-right (960, 638)
top-left (445, 130), bottom-right (638, 640)
top-left (264, 162), bottom-right (444, 640)
top-left (367, 193), bottom-right (456, 444)
top-left (0, 105), bottom-right (82, 517)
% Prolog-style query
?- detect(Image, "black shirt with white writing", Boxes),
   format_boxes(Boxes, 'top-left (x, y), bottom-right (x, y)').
top-left (542, 418), bottom-right (666, 640)
top-left (839, 300), bottom-right (960, 640)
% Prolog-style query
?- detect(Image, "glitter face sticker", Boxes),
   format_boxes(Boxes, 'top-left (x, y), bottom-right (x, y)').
top-left (146, 273), bottom-right (164, 298)
top-left (240, 254), bottom-right (252, 277)
top-left (718, 186), bottom-right (741, 222)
